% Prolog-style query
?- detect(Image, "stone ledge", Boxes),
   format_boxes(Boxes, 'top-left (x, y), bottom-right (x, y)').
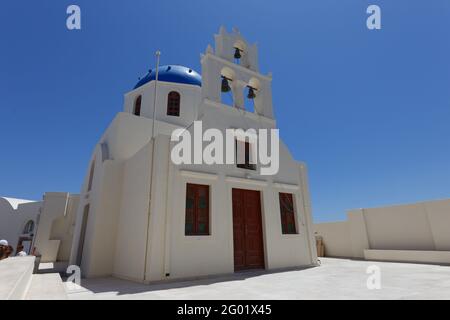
top-left (364, 249), bottom-right (450, 265)
top-left (0, 256), bottom-right (35, 300)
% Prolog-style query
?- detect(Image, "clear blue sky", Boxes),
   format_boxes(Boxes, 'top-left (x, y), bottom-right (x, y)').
top-left (1, 1), bottom-right (449, 222)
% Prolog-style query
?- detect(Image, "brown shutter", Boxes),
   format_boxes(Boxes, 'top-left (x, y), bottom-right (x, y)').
top-left (279, 193), bottom-right (297, 234)
top-left (185, 183), bottom-right (210, 235)
top-left (134, 95), bottom-right (142, 116)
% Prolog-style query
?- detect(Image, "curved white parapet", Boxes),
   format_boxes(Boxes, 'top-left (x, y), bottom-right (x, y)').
top-left (0, 197), bottom-right (37, 210)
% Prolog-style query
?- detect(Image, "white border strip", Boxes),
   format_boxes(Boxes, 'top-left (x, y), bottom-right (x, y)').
top-left (273, 182), bottom-right (300, 190)
top-left (179, 170), bottom-right (218, 180)
top-left (225, 176), bottom-right (268, 187)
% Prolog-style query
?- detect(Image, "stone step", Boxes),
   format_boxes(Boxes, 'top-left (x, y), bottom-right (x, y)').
top-left (25, 273), bottom-right (68, 300)
top-left (38, 261), bottom-right (69, 274)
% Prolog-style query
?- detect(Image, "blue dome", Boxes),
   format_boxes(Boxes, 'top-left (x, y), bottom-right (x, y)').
top-left (134, 65), bottom-right (201, 89)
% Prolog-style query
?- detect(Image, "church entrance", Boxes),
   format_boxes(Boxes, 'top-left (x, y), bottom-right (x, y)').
top-left (232, 188), bottom-right (265, 271)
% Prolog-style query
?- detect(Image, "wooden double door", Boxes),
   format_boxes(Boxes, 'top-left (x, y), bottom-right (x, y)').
top-left (232, 188), bottom-right (265, 271)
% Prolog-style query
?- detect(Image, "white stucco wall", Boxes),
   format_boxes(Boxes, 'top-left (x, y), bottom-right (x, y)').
top-left (84, 130), bottom-right (316, 282)
top-left (49, 194), bottom-right (79, 262)
top-left (421, 200), bottom-right (450, 251)
top-left (113, 142), bottom-right (152, 281)
top-left (71, 107), bottom-right (317, 282)
top-left (33, 192), bottom-right (80, 262)
top-left (314, 221), bottom-right (352, 258)
top-left (314, 199), bottom-right (450, 261)
top-left (124, 81), bottom-right (201, 128)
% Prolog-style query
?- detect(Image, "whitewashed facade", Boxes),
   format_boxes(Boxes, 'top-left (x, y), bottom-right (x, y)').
top-left (69, 27), bottom-right (318, 283)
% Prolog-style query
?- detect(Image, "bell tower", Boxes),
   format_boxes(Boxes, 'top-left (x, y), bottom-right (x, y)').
top-left (200, 26), bottom-right (274, 119)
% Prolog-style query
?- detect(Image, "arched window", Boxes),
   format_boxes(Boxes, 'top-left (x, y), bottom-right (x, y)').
top-left (167, 91), bottom-right (180, 116)
top-left (23, 220), bottom-right (34, 234)
top-left (133, 95), bottom-right (142, 116)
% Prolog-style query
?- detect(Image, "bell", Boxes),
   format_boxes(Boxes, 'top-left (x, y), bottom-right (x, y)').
top-left (233, 47), bottom-right (242, 59)
top-left (221, 76), bottom-right (231, 93)
top-left (247, 86), bottom-right (256, 99)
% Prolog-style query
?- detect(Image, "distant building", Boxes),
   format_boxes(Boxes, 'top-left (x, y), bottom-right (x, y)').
top-left (0, 197), bottom-right (41, 255)
top-left (0, 193), bottom-right (78, 264)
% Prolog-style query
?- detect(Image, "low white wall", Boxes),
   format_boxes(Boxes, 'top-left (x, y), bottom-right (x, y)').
top-left (363, 205), bottom-right (435, 251)
top-left (315, 199), bottom-right (450, 262)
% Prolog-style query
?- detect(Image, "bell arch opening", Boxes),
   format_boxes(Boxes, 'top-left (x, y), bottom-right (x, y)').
top-left (243, 77), bottom-right (260, 113)
top-left (220, 67), bottom-right (235, 107)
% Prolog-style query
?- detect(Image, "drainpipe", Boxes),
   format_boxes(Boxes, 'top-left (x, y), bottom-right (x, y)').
top-left (162, 141), bottom-right (172, 278)
top-left (143, 51), bottom-right (161, 282)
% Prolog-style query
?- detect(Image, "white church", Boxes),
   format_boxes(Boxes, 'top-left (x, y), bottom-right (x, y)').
top-left (1, 27), bottom-right (318, 284)
top-left (67, 27), bottom-right (317, 283)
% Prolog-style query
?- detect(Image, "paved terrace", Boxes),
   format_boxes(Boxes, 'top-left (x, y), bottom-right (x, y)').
top-left (65, 258), bottom-right (450, 300)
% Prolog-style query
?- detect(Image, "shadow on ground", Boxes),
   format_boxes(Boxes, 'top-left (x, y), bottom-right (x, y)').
top-left (63, 266), bottom-right (315, 296)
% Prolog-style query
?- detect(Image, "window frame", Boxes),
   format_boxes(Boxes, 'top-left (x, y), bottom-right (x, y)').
top-left (235, 139), bottom-right (256, 171)
top-left (133, 95), bottom-right (142, 116)
top-left (278, 192), bottom-right (298, 234)
top-left (167, 91), bottom-right (180, 117)
top-left (23, 220), bottom-right (34, 234)
top-left (87, 160), bottom-right (95, 192)
top-left (184, 183), bottom-right (210, 236)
